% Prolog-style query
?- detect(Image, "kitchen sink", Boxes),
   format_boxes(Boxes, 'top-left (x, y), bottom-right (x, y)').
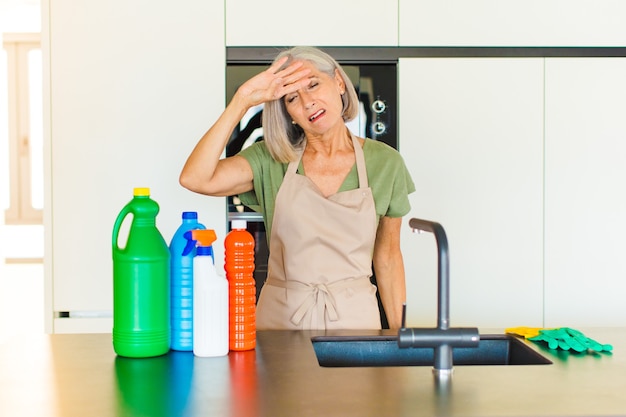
top-left (311, 334), bottom-right (552, 367)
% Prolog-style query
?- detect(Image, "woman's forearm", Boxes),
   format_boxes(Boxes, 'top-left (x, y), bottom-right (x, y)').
top-left (375, 256), bottom-right (407, 329)
top-left (373, 216), bottom-right (407, 329)
top-left (179, 94), bottom-right (250, 195)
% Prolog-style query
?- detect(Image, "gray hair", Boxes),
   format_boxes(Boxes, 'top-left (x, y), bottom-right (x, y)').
top-left (262, 46), bottom-right (360, 163)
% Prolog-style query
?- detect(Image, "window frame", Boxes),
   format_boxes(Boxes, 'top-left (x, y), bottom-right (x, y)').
top-left (2, 32), bottom-right (42, 225)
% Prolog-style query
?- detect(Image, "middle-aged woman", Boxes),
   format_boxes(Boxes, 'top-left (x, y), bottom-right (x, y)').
top-left (180, 46), bottom-right (415, 330)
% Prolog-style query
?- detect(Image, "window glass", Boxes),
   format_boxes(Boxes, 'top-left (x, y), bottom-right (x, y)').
top-left (28, 49), bottom-right (43, 209)
top-left (0, 49), bottom-right (9, 210)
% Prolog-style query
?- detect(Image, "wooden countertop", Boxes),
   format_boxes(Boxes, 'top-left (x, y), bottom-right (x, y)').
top-left (1, 328), bottom-right (625, 417)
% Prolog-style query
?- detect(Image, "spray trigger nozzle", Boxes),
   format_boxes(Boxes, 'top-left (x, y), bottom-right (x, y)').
top-left (182, 231), bottom-right (196, 256)
top-left (182, 229), bottom-right (217, 257)
top-left (191, 229), bottom-right (217, 247)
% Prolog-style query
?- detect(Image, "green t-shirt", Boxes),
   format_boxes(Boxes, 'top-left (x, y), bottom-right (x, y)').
top-left (237, 139), bottom-right (416, 242)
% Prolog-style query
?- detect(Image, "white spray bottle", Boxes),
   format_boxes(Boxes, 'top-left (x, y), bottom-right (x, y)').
top-left (187, 229), bottom-right (229, 357)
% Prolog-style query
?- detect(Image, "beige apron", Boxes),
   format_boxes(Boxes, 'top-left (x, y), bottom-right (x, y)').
top-left (256, 134), bottom-right (382, 330)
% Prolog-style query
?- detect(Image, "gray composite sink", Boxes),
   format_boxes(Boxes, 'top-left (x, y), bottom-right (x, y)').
top-left (311, 334), bottom-right (552, 367)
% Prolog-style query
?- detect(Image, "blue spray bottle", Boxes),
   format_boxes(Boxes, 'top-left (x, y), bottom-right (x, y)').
top-left (169, 212), bottom-right (205, 351)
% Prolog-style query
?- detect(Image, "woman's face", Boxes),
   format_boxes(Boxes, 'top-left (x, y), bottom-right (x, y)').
top-left (283, 60), bottom-right (346, 136)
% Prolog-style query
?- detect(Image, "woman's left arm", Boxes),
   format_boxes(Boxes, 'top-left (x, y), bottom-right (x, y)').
top-left (372, 216), bottom-right (407, 329)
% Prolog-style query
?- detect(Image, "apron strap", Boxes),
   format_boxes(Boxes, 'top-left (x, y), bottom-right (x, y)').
top-left (351, 134), bottom-right (369, 189)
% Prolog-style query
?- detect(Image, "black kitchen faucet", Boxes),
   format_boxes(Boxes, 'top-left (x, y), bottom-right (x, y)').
top-left (398, 218), bottom-right (480, 379)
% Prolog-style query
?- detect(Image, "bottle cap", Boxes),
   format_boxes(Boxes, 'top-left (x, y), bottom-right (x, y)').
top-left (133, 187), bottom-right (150, 196)
top-left (231, 220), bottom-right (247, 230)
top-left (182, 212), bottom-right (198, 219)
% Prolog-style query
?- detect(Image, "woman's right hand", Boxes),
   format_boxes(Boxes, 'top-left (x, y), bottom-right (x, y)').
top-left (235, 56), bottom-right (311, 108)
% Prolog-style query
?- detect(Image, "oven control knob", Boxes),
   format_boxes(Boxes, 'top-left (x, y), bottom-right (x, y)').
top-left (372, 100), bottom-right (386, 114)
top-left (373, 122), bottom-right (386, 135)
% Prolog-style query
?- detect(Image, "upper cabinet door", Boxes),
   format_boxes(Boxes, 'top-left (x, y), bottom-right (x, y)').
top-left (226, 0), bottom-right (398, 46)
top-left (398, 57), bottom-right (545, 327)
top-left (399, 0), bottom-right (626, 46)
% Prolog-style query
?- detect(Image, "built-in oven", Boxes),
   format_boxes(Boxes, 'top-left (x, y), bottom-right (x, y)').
top-left (225, 48), bottom-right (398, 327)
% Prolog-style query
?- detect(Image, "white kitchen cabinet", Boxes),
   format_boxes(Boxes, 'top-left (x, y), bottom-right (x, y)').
top-left (398, 58), bottom-right (545, 328)
top-left (44, 0), bottom-right (227, 332)
top-left (399, 0), bottom-right (626, 47)
top-left (544, 58), bottom-right (626, 327)
top-left (225, 0), bottom-right (398, 46)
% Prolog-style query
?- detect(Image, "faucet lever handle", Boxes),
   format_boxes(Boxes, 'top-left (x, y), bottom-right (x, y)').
top-left (401, 303), bottom-right (407, 329)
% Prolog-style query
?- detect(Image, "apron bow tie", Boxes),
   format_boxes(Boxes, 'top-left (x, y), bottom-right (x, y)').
top-left (264, 276), bottom-right (373, 329)
top-left (290, 282), bottom-right (339, 327)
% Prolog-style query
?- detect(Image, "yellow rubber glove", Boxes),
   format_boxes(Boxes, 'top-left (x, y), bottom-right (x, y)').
top-left (505, 326), bottom-right (545, 339)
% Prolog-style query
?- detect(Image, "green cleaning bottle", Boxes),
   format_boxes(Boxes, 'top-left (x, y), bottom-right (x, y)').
top-left (112, 187), bottom-right (170, 358)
